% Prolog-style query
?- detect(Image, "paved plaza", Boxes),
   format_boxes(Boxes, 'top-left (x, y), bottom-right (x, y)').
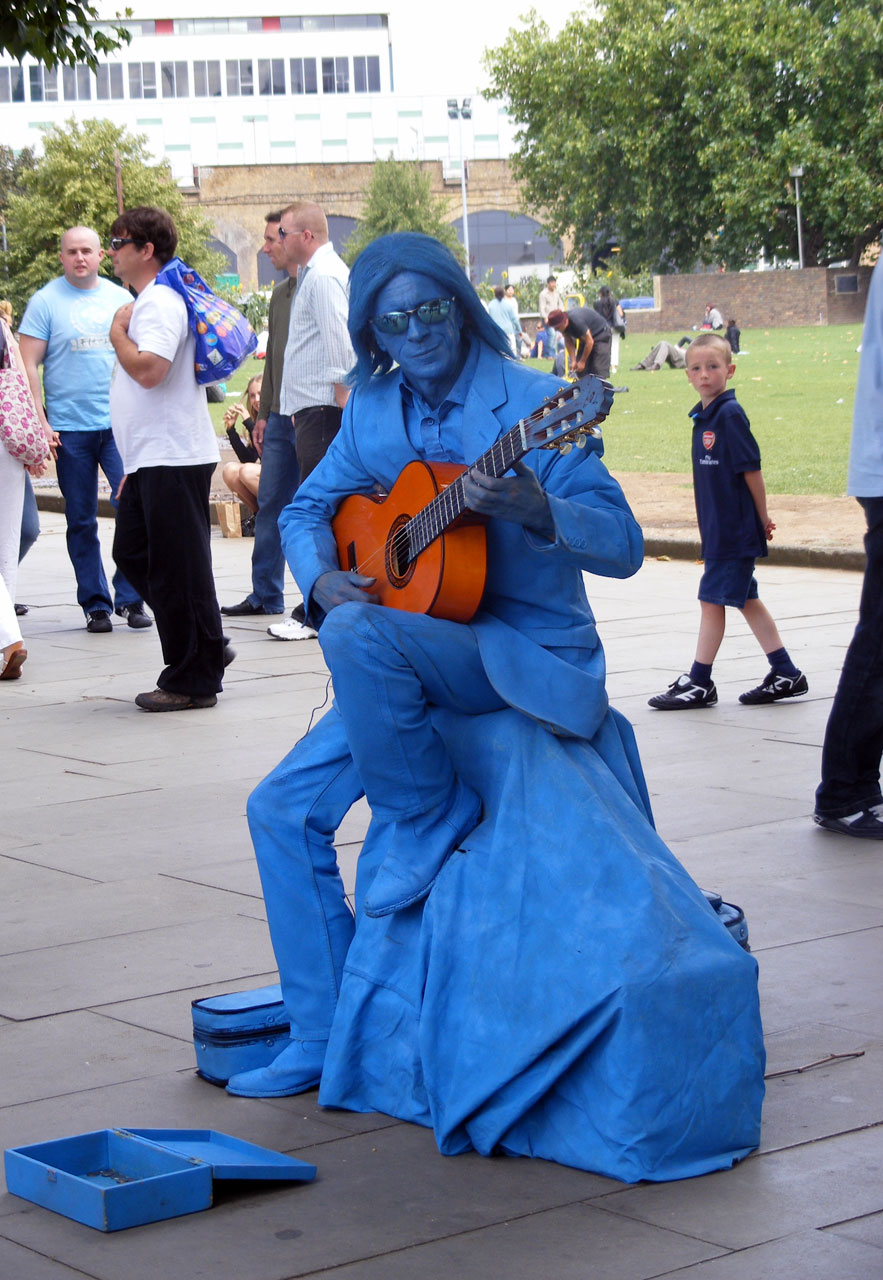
top-left (1, 511), bottom-right (881, 1278)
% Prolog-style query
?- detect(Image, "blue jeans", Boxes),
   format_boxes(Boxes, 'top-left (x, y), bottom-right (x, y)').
top-left (816, 497), bottom-right (883, 817)
top-left (248, 410), bottom-right (300, 613)
top-left (54, 428), bottom-right (140, 615)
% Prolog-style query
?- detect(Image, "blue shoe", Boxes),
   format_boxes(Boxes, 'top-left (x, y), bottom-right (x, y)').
top-left (225, 1038), bottom-right (326, 1097)
top-left (363, 778), bottom-right (481, 918)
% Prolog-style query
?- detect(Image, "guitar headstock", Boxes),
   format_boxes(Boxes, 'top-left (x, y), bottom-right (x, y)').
top-left (521, 375), bottom-right (621, 454)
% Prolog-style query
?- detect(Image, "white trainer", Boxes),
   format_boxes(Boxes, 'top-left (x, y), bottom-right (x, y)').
top-left (267, 618), bottom-right (318, 641)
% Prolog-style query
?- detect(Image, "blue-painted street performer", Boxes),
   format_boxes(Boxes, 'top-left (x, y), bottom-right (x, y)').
top-left (228, 233), bottom-right (765, 1183)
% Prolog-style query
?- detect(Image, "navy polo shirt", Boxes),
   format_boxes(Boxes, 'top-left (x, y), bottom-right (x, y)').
top-left (691, 389), bottom-right (767, 560)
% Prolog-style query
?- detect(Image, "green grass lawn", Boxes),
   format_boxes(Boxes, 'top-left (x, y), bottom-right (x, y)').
top-left (219, 326), bottom-right (862, 498)
top-left (528, 324), bottom-right (863, 496)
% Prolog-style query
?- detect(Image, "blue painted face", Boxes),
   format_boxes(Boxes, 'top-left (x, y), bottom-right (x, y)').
top-left (370, 270), bottom-right (466, 407)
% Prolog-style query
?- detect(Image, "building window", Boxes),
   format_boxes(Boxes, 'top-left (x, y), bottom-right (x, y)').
top-left (29, 66), bottom-right (59, 102)
top-left (161, 61), bottom-right (189, 98)
top-left (258, 59), bottom-right (285, 96)
top-left (62, 64), bottom-right (92, 100)
top-left (226, 60), bottom-right (254, 96)
top-left (194, 60), bottom-right (222, 97)
top-left (0, 66), bottom-right (25, 102)
top-left (128, 63), bottom-right (157, 99)
top-left (175, 17), bottom-right (260, 34)
top-left (289, 57), bottom-right (317, 94)
top-left (281, 15), bottom-right (387, 30)
top-left (322, 57), bottom-right (349, 94)
top-left (96, 64), bottom-right (124, 100)
top-left (353, 55), bottom-right (380, 93)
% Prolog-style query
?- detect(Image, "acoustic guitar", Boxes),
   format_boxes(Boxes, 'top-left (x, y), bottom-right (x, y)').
top-left (332, 375), bottom-right (618, 623)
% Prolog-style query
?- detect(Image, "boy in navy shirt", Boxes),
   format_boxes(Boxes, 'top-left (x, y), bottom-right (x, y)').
top-left (649, 333), bottom-right (807, 709)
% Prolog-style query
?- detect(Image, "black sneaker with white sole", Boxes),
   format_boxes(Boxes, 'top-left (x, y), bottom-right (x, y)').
top-left (115, 603), bottom-right (153, 629)
top-left (648, 673), bottom-right (718, 710)
top-left (739, 670), bottom-right (808, 705)
top-left (814, 806), bottom-right (883, 840)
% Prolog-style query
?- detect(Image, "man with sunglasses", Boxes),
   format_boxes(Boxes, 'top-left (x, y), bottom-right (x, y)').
top-left (221, 210), bottom-right (305, 626)
top-left (228, 231), bottom-right (648, 1099)
top-left (107, 207), bottom-right (227, 712)
top-left (270, 202), bottom-right (354, 640)
top-left (18, 226), bottom-right (150, 632)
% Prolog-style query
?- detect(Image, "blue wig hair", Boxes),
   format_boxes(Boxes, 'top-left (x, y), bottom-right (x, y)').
top-left (347, 232), bottom-right (514, 387)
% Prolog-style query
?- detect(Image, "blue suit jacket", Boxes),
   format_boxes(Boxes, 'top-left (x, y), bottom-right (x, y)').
top-left (279, 342), bottom-right (643, 740)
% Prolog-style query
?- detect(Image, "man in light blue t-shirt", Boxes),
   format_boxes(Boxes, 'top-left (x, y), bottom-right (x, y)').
top-left (19, 226), bottom-right (151, 632)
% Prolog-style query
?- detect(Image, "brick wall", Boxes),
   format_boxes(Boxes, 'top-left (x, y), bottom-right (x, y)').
top-left (623, 266), bottom-right (874, 334)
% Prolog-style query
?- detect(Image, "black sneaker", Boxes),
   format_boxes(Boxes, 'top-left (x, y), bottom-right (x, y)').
top-left (86, 610), bottom-right (113, 633)
top-left (739, 670), bottom-right (808, 705)
top-left (814, 807), bottom-right (883, 840)
top-left (14, 602), bottom-right (28, 616)
top-left (115, 603), bottom-right (153, 630)
top-left (648, 673), bottom-right (718, 710)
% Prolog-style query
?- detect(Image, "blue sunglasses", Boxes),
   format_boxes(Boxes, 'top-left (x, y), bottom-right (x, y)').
top-left (371, 297), bottom-right (455, 336)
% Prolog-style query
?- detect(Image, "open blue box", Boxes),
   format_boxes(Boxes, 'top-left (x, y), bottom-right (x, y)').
top-left (4, 1128), bottom-right (316, 1232)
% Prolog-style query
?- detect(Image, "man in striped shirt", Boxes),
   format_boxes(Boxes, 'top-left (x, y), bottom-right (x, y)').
top-left (270, 202), bottom-right (354, 641)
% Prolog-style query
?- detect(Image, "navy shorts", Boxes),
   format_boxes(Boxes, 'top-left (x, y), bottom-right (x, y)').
top-left (698, 558), bottom-right (759, 608)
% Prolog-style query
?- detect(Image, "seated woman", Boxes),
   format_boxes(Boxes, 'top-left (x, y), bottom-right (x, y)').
top-left (221, 374), bottom-right (262, 533)
top-left (229, 234), bottom-right (765, 1185)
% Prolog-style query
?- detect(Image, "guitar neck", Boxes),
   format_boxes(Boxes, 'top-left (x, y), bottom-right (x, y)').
top-left (406, 421), bottom-right (528, 559)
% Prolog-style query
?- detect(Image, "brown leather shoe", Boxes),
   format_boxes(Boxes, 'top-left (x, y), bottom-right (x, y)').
top-left (0, 645), bottom-right (27, 680)
top-left (134, 688), bottom-right (217, 711)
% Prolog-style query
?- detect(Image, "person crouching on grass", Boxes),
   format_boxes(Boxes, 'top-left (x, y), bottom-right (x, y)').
top-left (648, 333), bottom-right (808, 710)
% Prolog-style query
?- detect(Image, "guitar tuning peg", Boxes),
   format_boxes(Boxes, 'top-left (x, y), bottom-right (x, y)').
top-left (575, 433), bottom-right (587, 448)
top-left (558, 441), bottom-right (573, 455)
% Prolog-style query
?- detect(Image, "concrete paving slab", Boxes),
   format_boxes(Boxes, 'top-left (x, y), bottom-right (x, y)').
top-left (0, 914), bottom-right (278, 1018)
top-left (651, 1226), bottom-right (883, 1278)
top-left (760, 1024), bottom-right (883, 1151)
top-left (298, 1201), bottom-right (727, 1279)
top-left (757, 927), bottom-right (883, 1037)
top-left (0, 1237), bottom-right (86, 1280)
top-left (2, 517), bottom-right (882, 1278)
top-left (0, 1122), bottom-right (616, 1280)
top-left (598, 1126), bottom-right (883, 1250)
top-left (0, 1010), bottom-right (195, 1110)
top-left (0, 874), bottom-right (261, 955)
top-left (825, 1208), bottom-right (883, 1250)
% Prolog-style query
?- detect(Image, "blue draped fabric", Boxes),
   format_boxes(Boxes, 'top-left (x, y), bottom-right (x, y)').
top-left (320, 706), bottom-right (765, 1183)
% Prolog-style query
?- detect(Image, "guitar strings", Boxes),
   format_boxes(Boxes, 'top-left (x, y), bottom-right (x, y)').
top-left (341, 386), bottom-right (586, 579)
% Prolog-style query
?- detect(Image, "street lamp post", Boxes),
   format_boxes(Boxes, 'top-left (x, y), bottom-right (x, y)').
top-left (790, 164), bottom-right (805, 269)
top-left (447, 97), bottom-right (471, 276)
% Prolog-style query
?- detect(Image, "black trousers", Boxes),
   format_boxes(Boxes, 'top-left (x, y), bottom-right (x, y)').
top-left (113, 464), bottom-right (226, 697)
top-left (293, 404), bottom-right (343, 481)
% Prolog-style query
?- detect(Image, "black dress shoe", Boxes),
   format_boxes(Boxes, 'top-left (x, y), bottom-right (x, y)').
top-left (220, 599), bottom-right (267, 616)
top-left (14, 603), bottom-right (28, 616)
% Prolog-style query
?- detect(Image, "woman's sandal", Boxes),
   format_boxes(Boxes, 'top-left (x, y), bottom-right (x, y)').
top-left (0, 646), bottom-right (27, 680)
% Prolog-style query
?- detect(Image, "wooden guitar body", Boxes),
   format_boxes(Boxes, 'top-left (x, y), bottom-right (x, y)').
top-left (333, 460), bottom-right (488, 623)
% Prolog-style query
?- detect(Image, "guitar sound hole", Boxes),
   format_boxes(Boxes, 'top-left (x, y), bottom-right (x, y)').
top-left (386, 515), bottom-right (416, 588)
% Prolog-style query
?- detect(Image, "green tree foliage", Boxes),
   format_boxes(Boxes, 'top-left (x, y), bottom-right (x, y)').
top-left (1, 1), bottom-right (130, 71)
top-left (343, 156), bottom-right (462, 265)
top-left (485, 1), bottom-right (883, 272)
top-left (0, 118), bottom-right (224, 317)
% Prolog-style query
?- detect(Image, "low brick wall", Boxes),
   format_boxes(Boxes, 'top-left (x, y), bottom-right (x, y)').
top-left (626, 266), bottom-right (874, 333)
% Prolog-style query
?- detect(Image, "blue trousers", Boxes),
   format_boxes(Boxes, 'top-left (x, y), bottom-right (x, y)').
top-left (55, 428), bottom-right (140, 615)
top-left (247, 604), bottom-right (505, 1039)
top-left (248, 410), bottom-right (300, 613)
top-left (816, 497), bottom-right (883, 816)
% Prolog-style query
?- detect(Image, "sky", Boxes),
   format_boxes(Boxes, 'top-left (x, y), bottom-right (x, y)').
top-left (377, 4), bottom-right (564, 100)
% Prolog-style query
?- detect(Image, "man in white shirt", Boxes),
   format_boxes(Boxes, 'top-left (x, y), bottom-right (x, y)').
top-left (107, 206), bottom-right (228, 711)
top-left (538, 275), bottom-right (562, 324)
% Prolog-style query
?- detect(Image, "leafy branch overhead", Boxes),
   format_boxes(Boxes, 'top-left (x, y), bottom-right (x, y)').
top-left (1, 1), bottom-right (131, 71)
top-left (484, 0), bottom-right (883, 272)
